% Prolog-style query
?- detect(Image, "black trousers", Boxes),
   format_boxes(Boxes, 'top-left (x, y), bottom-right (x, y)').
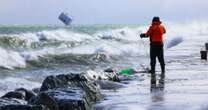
top-left (150, 43), bottom-right (165, 74)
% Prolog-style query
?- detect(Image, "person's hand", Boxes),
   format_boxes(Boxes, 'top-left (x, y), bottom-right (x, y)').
top-left (140, 33), bottom-right (146, 38)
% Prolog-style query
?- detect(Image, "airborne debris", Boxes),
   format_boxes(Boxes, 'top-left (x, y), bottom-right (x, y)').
top-left (58, 12), bottom-right (73, 26)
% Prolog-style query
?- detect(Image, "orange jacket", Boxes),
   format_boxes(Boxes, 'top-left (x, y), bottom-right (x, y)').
top-left (145, 21), bottom-right (166, 43)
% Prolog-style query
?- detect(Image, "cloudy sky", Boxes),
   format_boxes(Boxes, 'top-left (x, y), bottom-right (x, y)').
top-left (0, 0), bottom-right (207, 25)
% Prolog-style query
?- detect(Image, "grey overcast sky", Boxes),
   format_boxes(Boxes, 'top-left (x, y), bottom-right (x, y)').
top-left (0, 0), bottom-right (208, 25)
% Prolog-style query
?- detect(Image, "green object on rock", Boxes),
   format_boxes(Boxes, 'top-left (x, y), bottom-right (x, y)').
top-left (119, 68), bottom-right (135, 75)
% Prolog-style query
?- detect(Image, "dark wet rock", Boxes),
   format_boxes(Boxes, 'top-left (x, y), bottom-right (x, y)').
top-left (0, 104), bottom-right (48, 110)
top-left (0, 98), bottom-right (27, 106)
top-left (30, 87), bottom-right (90, 110)
top-left (104, 68), bottom-right (114, 73)
top-left (15, 88), bottom-right (36, 101)
top-left (40, 73), bottom-right (102, 102)
top-left (95, 80), bottom-right (125, 90)
top-left (0, 98), bottom-right (48, 110)
top-left (36, 73), bottom-right (103, 110)
top-left (1, 88), bottom-right (36, 101)
top-left (0, 71), bottom-right (121, 110)
top-left (2, 71), bottom-right (121, 110)
top-left (32, 88), bottom-right (40, 94)
top-left (1, 91), bottom-right (25, 100)
top-left (29, 92), bottom-right (58, 110)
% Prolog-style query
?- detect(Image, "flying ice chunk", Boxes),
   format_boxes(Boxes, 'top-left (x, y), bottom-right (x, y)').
top-left (58, 12), bottom-right (73, 26)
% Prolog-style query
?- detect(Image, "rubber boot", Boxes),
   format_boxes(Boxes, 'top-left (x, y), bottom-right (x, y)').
top-left (150, 71), bottom-right (157, 92)
top-left (161, 64), bottom-right (165, 74)
top-left (159, 65), bottom-right (165, 90)
top-left (150, 65), bottom-right (156, 84)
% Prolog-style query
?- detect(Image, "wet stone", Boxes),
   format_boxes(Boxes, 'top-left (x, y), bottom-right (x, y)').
top-left (15, 88), bottom-right (37, 101)
top-left (1, 88), bottom-right (36, 102)
top-left (0, 98), bottom-right (47, 110)
top-left (32, 88), bottom-right (40, 94)
top-left (1, 91), bottom-right (26, 100)
top-left (0, 105), bottom-right (48, 110)
top-left (0, 98), bottom-right (27, 106)
top-left (30, 87), bottom-right (90, 110)
top-left (40, 73), bottom-right (102, 102)
top-left (29, 92), bottom-right (58, 110)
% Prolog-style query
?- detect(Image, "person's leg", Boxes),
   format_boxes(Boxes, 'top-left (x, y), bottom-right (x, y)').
top-left (158, 45), bottom-right (165, 86)
top-left (150, 45), bottom-right (157, 86)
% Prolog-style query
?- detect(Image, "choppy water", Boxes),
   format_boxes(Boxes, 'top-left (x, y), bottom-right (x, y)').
top-left (0, 24), bottom-right (148, 95)
top-left (0, 21), bottom-right (208, 110)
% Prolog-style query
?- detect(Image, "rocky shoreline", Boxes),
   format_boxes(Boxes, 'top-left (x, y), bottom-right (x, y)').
top-left (0, 69), bottom-right (123, 110)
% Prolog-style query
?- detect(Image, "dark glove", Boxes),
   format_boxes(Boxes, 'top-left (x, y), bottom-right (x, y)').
top-left (140, 33), bottom-right (146, 38)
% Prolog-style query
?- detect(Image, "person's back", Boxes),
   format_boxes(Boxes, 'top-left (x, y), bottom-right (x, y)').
top-left (146, 18), bottom-right (166, 44)
top-left (140, 16), bottom-right (166, 91)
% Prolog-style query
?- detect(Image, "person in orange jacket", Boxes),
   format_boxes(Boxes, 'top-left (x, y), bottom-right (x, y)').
top-left (140, 17), bottom-right (166, 89)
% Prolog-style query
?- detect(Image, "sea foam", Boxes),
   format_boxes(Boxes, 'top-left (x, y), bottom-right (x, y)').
top-left (0, 21), bottom-right (207, 69)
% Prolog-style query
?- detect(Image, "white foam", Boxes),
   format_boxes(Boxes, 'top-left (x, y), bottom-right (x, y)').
top-left (0, 21), bottom-right (207, 69)
top-left (36, 29), bottom-right (96, 42)
top-left (0, 29), bottom-right (97, 48)
top-left (0, 77), bottom-right (41, 96)
top-left (0, 47), bottom-right (26, 69)
top-left (96, 27), bottom-right (141, 41)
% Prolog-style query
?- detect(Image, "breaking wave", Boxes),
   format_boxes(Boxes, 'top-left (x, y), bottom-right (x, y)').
top-left (0, 21), bottom-right (207, 69)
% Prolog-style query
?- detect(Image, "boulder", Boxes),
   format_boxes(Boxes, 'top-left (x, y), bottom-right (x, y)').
top-left (32, 88), bottom-right (40, 94)
top-left (29, 92), bottom-right (58, 110)
top-left (29, 71), bottom-right (120, 110)
top-left (0, 105), bottom-right (48, 110)
top-left (104, 68), bottom-right (114, 73)
top-left (0, 98), bottom-right (27, 106)
top-left (15, 88), bottom-right (36, 101)
top-left (35, 73), bottom-right (103, 110)
top-left (0, 70), bottom-right (121, 110)
top-left (30, 88), bottom-right (90, 110)
top-left (40, 73), bottom-right (102, 102)
top-left (0, 98), bottom-right (47, 110)
top-left (1, 91), bottom-right (25, 100)
top-left (1, 88), bottom-right (36, 101)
